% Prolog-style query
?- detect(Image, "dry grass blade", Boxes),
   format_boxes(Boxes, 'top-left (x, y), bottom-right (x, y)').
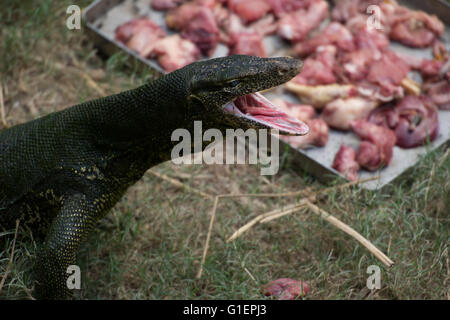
top-left (424, 163), bottom-right (436, 205)
top-left (327, 176), bottom-right (380, 191)
top-left (226, 203), bottom-right (302, 243)
top-left (32, 57), bottom-right (106, 96)
top-left (148, 169), bottom-right (215, 200)
top-left (260, 201), bottom-right (308, 223)
top-left (197, 200), bottom-right (310, 277)
top-left (0, 220), bottom-right (20, 292)
top-left (219, 188), bottom-right (313, 199)
top-left (223, 176), bottom-right (379, 199)
top-left (0, 83), bottom-right (9, 128)
top-left (196, 196), bottom-right (219, 279)
top-left (195, 176), bottom-right (380, 278)
top-left (226, 176), bottom-right (379, 242)
top-left (304, 200), bottom-right (394, 268)
top-left (437, 149), bottom-right (449, 168)
top-left (79, 71), bottom-right (106, 96)
top-left (244, 267), bottom-right (257, 284)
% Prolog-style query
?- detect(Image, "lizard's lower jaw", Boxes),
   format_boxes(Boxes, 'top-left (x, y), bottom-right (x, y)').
top-left (223, 92), bottom-right (309, 136)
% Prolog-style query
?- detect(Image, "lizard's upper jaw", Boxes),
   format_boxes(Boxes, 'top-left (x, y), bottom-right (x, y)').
top-left (223, 92), bottom-right (309, 136)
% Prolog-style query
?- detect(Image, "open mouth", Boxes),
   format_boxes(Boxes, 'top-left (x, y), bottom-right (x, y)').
top-left (223, 92), bottom-right (309, 135)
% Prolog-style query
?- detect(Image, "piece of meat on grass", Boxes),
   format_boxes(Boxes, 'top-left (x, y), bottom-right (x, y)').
top-left (332, 145), bottom-right (359, 181)
top-left (227, 0), bottom-right (272, 23)
top-left (351, 120), bottom-right (396, 171)
top-left (263, 278), bottom-right (310, 300)
top-left (277, 0), bottom-right (328, 41)
top-left (151, 35), bottom-right (201, 72)
top-left (291, 45), bottom-right (337, 86)
top-left (322, 97), bottom-right (379, 131)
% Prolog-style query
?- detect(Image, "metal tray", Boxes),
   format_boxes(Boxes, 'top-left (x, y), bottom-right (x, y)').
top-left (83, 0), bottom-right (450, 190)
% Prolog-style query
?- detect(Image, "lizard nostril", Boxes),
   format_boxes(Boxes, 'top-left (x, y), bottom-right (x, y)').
top-left (278, 65), bottom-right (290, 76)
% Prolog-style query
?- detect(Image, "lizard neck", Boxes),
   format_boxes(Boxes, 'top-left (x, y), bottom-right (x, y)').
top-left (75, 72), bottom-right (202, 164)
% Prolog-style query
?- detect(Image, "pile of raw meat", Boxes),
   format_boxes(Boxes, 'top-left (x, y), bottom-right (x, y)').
top-left (115, 0), bottom-right (449, 181)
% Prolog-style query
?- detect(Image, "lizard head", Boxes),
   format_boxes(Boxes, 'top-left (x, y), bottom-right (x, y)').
top-left (180, 55), bottom-right (309, 136)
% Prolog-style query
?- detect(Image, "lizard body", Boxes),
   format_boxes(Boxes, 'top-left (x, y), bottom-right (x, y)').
top-left (0, 55), bottom-right (305, 299)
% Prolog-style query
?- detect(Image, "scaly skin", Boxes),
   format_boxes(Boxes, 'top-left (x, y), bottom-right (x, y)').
top-left (0, 55), bottom-right (303, 299)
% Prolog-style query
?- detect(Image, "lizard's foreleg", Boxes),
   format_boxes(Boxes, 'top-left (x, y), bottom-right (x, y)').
top-left (33, 194), bottom-right (99, 299)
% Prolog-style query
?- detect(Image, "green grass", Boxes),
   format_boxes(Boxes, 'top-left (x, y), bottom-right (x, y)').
top-left (0, 0), bottom-right (449, 300)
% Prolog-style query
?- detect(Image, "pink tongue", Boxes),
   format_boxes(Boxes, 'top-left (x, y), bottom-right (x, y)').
top-left (239, 106), bottom-right (287, 117)
top-left (234, 93), bottom-right (309, 135)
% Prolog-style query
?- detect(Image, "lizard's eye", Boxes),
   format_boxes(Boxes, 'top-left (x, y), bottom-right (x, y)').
top-left (228, 80), bottom-right (240, 88)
